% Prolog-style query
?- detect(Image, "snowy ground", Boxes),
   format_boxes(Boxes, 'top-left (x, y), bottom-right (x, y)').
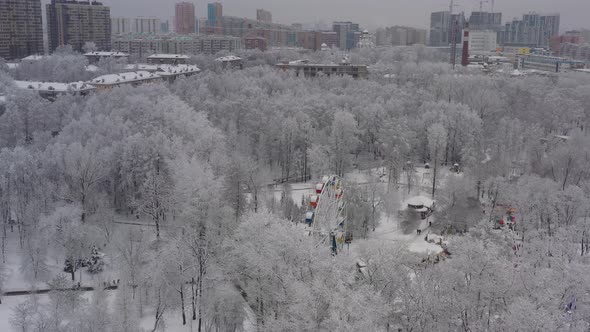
top-left (1, 230), bottom-right (119, 292)
top-left (365, 212), bottom-right (443, 255)
top-left (0, 294), bottom-right (50, 328)
top-left (0, 290), bottom-right (252, 332)
top-left (0, 166), bottom-right (456, 331)
top-left (346, 167), bottom-right (450, 254)
top-left (276, 166), bottom-right (453, 256)
top-left (0, 219), bottom-right (253, 332)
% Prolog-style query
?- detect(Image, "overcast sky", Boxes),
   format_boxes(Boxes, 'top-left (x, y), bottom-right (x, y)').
top-left (47, 0), bottom-right (589, 31)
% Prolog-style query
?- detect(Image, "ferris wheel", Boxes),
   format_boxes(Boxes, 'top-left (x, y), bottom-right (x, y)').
top-left (305, 175), bottom-right (349, 254)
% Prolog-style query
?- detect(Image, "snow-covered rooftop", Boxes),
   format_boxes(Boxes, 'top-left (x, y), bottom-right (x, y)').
top-left (90, 71), bottom-right (160, 85)
top-left (406, 196), bottom-right (435, 208)
top-left (488, 56), bottom-right (510, 61)
top-left (14, 80), bottom-right (95, 93)
top-left (553, 134), bottom-right (570, 141)
top-left (124, 64), bottom-right (159, 71)
top-left (278, 62), bottom-right (365, 68)
top-left (215, 55), bottom-right (242, 62)
top-left (83, 51), bottom-right (129, 57)
top-left (85, 65), bottom-right (99, 72)
top-left (156, 64), bottom-right (200, 76)
top-left (21, 55), bottom-right (45, 61)
top-left (6, 63), bottom-right (19, 69)
top-left (147, 54), bottom-right (190, 60)
top-left (123, 64), bottom-right (200, 75)
top-left (288, 59), bottom-right (309, 65)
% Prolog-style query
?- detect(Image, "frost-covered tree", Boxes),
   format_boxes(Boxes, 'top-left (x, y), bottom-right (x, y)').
top-left (113, 283), bottom-right (140, 332)
top-left (329, 111), bottom-right (360, 176)
top-left (427, 123), bottom-right (447, 198)
top-left (15, 52), bottom-right (92, 83)
top-left (138, 166), bottom-right (173, 239)
top-left (115, 229), bottom-right (148, 300)
top-left (10, 300), bottom-right (36, 332)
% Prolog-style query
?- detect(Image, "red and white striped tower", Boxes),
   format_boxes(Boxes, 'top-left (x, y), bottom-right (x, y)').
top-left (461, 22), bottom-right (470, 67)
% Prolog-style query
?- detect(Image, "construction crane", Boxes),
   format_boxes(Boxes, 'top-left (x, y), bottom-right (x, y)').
top-left (479, 0), bottom-right (489, 12)
top-left (449, 0), bottom-right (460, 14)
top-left (449, 0), bottom-right (461, 68)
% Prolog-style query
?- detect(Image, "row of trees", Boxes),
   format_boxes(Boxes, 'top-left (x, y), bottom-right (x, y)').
top-left (1, 45), bottom-right (590, 330)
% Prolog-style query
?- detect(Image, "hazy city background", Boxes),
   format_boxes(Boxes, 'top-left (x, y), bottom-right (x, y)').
top-left (71, 0), bottom-right (589, 31)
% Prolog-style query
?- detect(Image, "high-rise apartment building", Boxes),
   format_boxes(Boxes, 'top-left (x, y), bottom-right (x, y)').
top-left (175, 2), bottom-right (196, 34)
top-left (297, 31), bottom-right (338, 50)
top-left (429, 11), bottom-right (450, 46)
top-left (256, 9), bottom-right (272, 23)
top-left (0, 0), bottom-right (44, 60)
top-left (333, 22), bottom-right (360, 50)
top-left (500, 13), bottom-right (560, 48)
top-left (297, 31), bottom-right (322, 51)
top-left (112, 18), bottom-right (132, 35)
top-left (429, 11), bottom-right (465, 47)
top-left (539, 14), bottom-right (560, 48)
top-left (291, 23), bottom-right (303, 31)
top-left (450, 13), bottom-right (466, 45)
top-left (46, 0), bottom-right (111, 53)
top-left (379, 26), bottom-right (427, 46)
top-left (469, 12), bottom-right (502, 31)
top-left (211, 15), bottom-right (297, 48)
top-left (207, 2), bottom-right (222, 32)
top-left (321, 32), bottom-right (338, 49)
top-left (112, 17), bottom-right (161, 35)
top-left (133, 18), bottom-right (160, 34)
top-left (161, 21), bottom-right (170, 33)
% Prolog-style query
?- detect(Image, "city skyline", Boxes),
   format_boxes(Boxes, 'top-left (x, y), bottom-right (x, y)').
top-left (46, 0), bottom-right (589, 32)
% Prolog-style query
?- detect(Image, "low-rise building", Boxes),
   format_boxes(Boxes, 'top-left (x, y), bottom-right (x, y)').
top-left (518, 54), bottom-right (586, 72)
top-left (12, 65), bottom-right (197, 99)
top-left (147, 54), bottom-right (190, 65)
top-left (469, 30), bottom-right (498, 53)
top-left (112, 34), bottom-right (242, 58)
top-left (155, 64), bottom-right (200, 81)
top-left (88, 71), bottom-right (162, 91)
top-left (124, 64), bottom-right (200, 81)
top-left (14, 81), bottom-right (95, 100)
top-left (83, 51), bottom-right (130, 64)
top-left (244, 37), bottom-right (268, 51)
top-left (549, 35), bottom-right (581, 54)
top-left (276, 60), bottom-right (369, 78)
top-left (215, 55), bottom-right (243, 69)
top-left (501, 46), bottom-right (531, 55)
top-left (559, 43), bottom-right (590, 62)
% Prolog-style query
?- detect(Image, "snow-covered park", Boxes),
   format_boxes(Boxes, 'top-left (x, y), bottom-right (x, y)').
top-left (1, 37), bottom-right (590, 332)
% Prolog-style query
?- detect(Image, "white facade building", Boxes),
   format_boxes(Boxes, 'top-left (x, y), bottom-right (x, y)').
top-left (469, 30), bottom-right (497, 53)
top-left (112, 17), bottom-right (161, 35)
